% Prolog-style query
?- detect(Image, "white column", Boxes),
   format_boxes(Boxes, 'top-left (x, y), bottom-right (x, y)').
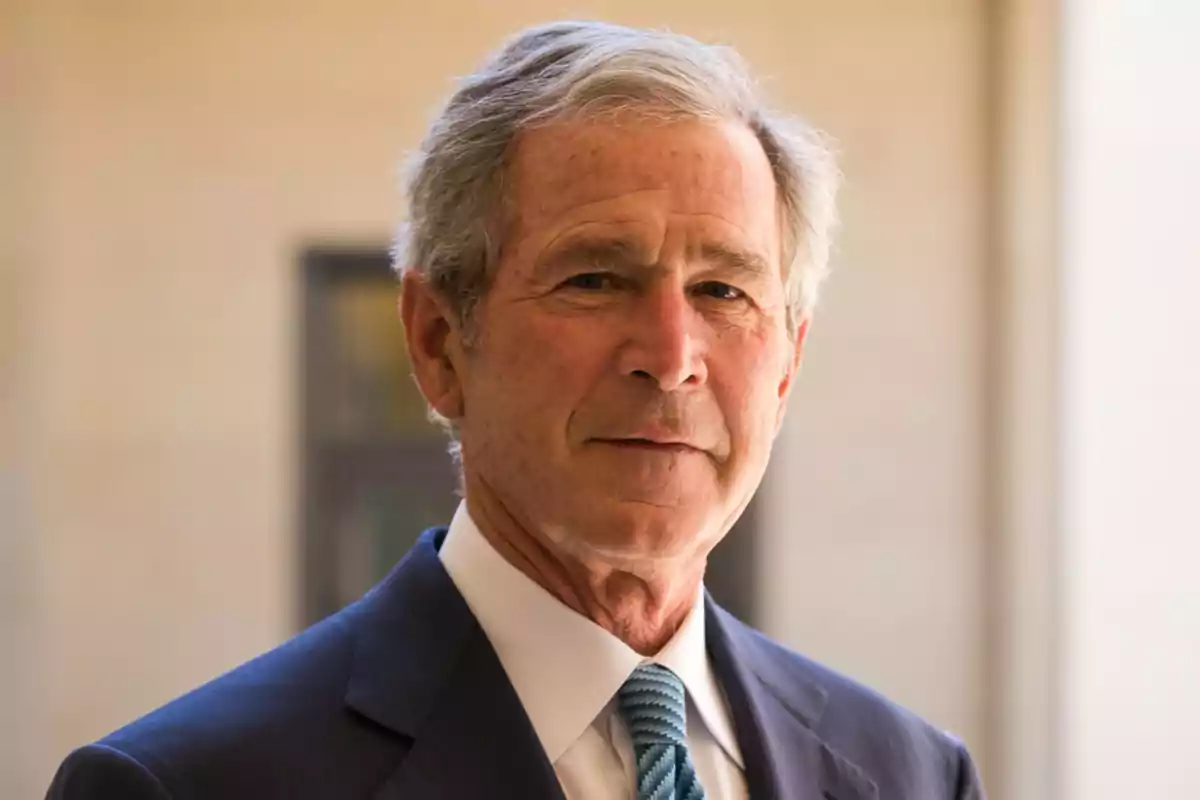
top-left (1060, 2), bottom-right (1200, 797)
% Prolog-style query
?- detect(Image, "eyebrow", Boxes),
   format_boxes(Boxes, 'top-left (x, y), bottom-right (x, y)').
top-left (695, 242), bottom-right (774, 279)
top-left (534, 235), bottom-right (650, 279)
top-left (534, 234), bottom-right (774, 281)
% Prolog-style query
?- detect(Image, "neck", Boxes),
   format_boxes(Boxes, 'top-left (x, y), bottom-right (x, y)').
top-left (463, 475), bottom-right (706, 655)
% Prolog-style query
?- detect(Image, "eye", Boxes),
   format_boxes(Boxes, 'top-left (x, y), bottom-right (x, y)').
top-left (693, 281), bottom-right (747, 301)
top-left (562, 272), bottom-right (620, 291)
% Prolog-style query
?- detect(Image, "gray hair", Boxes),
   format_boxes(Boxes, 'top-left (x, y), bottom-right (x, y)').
top-left (392, 20), bottom-right (840, 335)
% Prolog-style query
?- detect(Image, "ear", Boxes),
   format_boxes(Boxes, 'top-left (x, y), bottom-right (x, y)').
top-left (774, 317), bottom-right (810, 434)
top-left (399, 270), bottom-right (466, 421)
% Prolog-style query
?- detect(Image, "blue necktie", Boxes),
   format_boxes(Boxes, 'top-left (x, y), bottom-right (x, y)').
top-left (617, 664), bottom-right (707, 800)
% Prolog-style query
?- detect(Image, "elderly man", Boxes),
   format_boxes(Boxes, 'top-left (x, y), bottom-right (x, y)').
top-left (49, 20), bottom-right (984, 800)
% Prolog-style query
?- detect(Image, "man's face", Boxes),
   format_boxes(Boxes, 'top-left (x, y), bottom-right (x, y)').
top-left (454, 117), bottom-right (802, 564)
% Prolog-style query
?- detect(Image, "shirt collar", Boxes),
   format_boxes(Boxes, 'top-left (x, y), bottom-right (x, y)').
top-left (438, 502), bottom-right (743, 767)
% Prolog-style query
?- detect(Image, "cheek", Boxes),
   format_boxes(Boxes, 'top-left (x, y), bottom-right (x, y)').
top-left (713, 330), bottom-right (788, 445)
top-left (477, 316), bottom-right (606, 419)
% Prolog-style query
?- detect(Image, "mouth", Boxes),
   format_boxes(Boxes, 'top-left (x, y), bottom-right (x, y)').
top-left (591, 438), bottom-right (704, 455)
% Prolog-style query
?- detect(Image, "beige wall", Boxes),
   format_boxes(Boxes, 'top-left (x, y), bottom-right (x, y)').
top-left (4, 7), bottom-right (44, 796)
top-left (7, 1), bottom-right (994, 795)
top-left (759, 0), bottom-right (989, 760)
top-left (991, 1), bottom-right (1061, 798)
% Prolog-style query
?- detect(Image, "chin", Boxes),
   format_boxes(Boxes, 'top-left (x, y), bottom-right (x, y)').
top-left (557, 500), bottom-right (719, 565)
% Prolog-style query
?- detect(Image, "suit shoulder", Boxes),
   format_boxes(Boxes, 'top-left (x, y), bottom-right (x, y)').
top-left (48, 743), bottom-right (171, 800)
top-left (74, 606), bottom-right (401, 797)
top-left (719, 612), bottom-right (978, 795)
top-left (104, 608), bottom-right (356, 752)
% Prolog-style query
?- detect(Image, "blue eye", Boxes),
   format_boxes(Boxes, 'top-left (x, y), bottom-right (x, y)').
top-left (695, 282), bottom-right (746, 301)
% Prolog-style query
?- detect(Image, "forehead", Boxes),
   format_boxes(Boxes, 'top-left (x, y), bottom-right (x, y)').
top-left (503, 117), bottom-right (780, 254)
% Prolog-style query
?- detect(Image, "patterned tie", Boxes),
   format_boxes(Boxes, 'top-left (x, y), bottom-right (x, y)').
top-left (617, 663), bottom-right (707, 800)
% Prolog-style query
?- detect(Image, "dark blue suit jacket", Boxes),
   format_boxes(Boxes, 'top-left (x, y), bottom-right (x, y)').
top-left (48, 528), bottom-right (985, 799)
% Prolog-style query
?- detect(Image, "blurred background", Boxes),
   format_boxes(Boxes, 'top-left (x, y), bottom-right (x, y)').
top-left (3, 1), bottom-right (1197, 798)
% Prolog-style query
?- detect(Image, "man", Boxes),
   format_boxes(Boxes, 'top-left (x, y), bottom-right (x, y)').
top-left (49, 20), bottom-right (985, 800)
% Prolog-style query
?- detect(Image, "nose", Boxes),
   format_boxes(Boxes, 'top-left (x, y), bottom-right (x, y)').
top-left (618, 280), bottom-right (708, 391)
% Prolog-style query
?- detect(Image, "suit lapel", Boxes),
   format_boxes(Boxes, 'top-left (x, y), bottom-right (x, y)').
top-left (372, 629), bottom-right (564, 799)
top-left (343, 529), bottom-right (564, 800)
top-left (706, 601), bottom-right (879, 800)
top-left (343, 528), bottom-right (876, 800)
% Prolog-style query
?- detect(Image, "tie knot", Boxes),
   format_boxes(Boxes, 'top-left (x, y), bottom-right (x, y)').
top-left (617, 663), bottom-right (688, 747)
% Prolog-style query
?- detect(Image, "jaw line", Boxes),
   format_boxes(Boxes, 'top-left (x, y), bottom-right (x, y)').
top-left (542, 510), bottom-right (708, 573)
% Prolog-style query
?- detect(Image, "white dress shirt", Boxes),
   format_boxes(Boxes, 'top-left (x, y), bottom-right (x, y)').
top-left (439, 503), bottom-right (749, 799)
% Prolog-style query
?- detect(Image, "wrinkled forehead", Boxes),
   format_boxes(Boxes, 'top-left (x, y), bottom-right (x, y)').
top-left (504, 117), bottom-right (780, 245)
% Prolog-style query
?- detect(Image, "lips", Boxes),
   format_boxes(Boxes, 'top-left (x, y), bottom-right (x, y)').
top-left (588, 427), bottom-right (710, 454)
top-left (595, 438), bottom-right (699, 451)
top-left (576, 403), bottom-right (727, 458)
